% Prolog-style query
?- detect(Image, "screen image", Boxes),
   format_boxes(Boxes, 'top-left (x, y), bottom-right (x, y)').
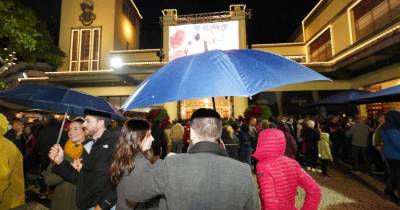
top-left (168, 21), bottom-right (239, 61)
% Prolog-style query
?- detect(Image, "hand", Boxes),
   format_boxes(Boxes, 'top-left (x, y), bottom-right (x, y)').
top-left (94, 204), bottom-right (102, 210)
top-left (48, 144), bottom-right (64, 165)
top-left (71, 158), bottom-right (83, 172)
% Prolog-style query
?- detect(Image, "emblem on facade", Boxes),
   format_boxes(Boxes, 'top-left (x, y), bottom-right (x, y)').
top-left (79, 0), bottom-right (96, 26)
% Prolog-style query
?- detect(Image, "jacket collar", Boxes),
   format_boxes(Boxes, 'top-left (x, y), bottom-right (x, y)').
top-left (84, 130), bottom-right (112, 145)
top-left (188, 141), bottom-right (228, 157)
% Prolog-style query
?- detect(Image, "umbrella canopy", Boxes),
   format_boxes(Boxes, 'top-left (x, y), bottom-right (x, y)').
top-left (351, 85), bottom-right (400, 103)
top-left (122, 49), bottom-right (330, 110)
top-left (0, 84), bottom-right (123, 119)
top-left (310, 90), bottom-right (368, 106)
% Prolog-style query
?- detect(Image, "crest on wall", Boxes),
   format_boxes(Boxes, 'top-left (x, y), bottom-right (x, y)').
top-left (79, 0), bottom-right (96, 26)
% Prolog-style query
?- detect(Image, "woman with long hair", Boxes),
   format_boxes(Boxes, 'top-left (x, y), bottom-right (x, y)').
top-left (110, 119), bottom-right (159, 210)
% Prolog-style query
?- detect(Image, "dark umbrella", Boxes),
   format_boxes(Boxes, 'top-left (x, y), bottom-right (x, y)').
top-left (0, 84), bottom-right (123, 143)
top-left (351, 85), bottom-right (400, 103)
top-left (122, 49), bottom-right (330, 110)
top-left (309, 90), bottom-right (368, 106)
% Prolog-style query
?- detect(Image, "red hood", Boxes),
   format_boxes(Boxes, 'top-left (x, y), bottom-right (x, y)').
top-left (252, 128), bottom-right (286, 161)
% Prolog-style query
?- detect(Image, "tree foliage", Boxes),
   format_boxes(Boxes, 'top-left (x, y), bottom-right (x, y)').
top-left (0, 0), bottom-right (64, 68)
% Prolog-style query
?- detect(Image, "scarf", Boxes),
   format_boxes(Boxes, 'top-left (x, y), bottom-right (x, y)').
top-left (64, 139), bottom-right (83, 159)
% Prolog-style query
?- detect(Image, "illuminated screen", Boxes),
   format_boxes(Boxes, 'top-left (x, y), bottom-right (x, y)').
top-left (168, 21), bottom-right (239, 61)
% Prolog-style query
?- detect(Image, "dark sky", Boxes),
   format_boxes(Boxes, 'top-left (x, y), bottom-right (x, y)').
top-left (135, 0), bottom-right (319, 48)
top-left (22, 0), bottom-right (319, 49)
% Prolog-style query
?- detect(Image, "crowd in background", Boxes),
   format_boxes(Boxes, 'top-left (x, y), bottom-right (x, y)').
top-left (1, 108), bottom-right (400, 209)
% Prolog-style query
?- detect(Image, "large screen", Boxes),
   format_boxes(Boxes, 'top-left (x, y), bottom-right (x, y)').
top-left (168, 21), bottom-right (239, 61)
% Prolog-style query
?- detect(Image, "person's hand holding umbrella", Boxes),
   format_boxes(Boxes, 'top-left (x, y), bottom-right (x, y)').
top-left (71, 158), bottom-right (83, 172)
top-left (48, 144), bottom-right (64, 165)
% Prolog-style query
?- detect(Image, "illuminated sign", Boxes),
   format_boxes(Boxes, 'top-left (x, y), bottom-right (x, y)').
top-left (168, 21), bottom-right (239, 60)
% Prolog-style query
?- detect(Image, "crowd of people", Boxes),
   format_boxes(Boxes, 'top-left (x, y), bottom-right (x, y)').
top-left (1, 107), bottom-right (400, 209)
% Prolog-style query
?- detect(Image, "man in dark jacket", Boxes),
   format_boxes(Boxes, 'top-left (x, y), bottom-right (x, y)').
top-left (48, 109), bottom-right (117, 210)
top-left (121, 108), bottom-right (259, 210)
top-left (5, 118), bottom-right (25, 154)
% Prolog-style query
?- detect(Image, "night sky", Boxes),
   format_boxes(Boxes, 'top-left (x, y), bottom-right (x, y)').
top-left (22, 0), bottom-right (319, 48)
top-left (134, 0), bottom-right (319, 48)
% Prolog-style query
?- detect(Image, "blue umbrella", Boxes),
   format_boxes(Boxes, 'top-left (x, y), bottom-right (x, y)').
top-left (310, 90), bottom-right (368, 106)
top-left (351, 85), bottom-right (400, 103)
top-left (0, 84), bottom-right (122, 119)
top-left (0, 84), bottom-right (123, 144)
top-left (122, 49), bottom-right (331, 110)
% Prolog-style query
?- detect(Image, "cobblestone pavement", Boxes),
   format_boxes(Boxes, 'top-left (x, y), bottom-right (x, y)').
top-left (295, 166), bottom-right (400, 210)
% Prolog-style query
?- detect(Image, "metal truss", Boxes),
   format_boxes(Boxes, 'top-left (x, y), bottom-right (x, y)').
top-left (160, 9), bottom-right (252, 26)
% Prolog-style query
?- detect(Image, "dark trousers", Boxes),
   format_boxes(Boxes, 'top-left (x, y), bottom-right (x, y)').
top-left (321, 159), bottom-right (329, 176)
top-left (172, 141), bottom-right (183, 153)
top-left (306, 147), bottom-right (318, 168)
top-left (352, 145), bottom-right (369, 171)
top-left (332, 137), bottom-right (343, 160)
top-left (385, 159), bottom-right (400, 195)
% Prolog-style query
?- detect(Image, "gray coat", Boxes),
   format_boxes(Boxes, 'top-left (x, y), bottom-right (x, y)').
top-left (121, 141), bottom-right (260, 210)
top-left (346, 122), bottom-right (370, 147)
top-left (117, 154), bottom-right (164, 210)
top-left (44, 156), bottom-right (79, 210)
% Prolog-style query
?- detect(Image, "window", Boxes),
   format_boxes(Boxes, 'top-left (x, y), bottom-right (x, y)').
top-left (69, 28), bottom-right (101, 71)
top-left (309, 29), bottom-right (332, 62)
top-left (179, 97), bottom-right (233, 119)
top-left (353, 0), bottom-right (400, 41)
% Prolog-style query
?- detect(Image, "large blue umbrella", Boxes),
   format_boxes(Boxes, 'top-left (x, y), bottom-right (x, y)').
top-left (351, 85), bottom-right (400, 103)
top-left (122, 49), bottom-right (331, 110)
top-left (310, 90), bottom-right (368, 106)
top-left (0, 84), bottom-right (123, 119)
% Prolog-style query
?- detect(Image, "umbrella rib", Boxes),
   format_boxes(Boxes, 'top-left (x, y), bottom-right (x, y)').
top-left (218, 52), bottom-right (249, 95)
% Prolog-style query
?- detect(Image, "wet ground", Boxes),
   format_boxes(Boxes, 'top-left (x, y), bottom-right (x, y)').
top-left (296, 164), bottom-right (400, 210)
top-left (16, 163), bottom-right (400, 210)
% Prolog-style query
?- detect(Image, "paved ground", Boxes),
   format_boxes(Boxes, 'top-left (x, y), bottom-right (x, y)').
top-left (17, 164), bottom-right (400, 210)
top-left (296, 166), bottom-right (400, 210)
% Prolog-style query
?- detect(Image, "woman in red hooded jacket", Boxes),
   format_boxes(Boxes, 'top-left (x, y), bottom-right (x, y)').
top-left (253, 128), bottom-right (321, 210)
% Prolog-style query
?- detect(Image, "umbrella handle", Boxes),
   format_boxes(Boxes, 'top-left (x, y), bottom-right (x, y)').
top-left (56, 107), bottom-right (69, 145)
top-left (212, 97), bottom-right (216, 110)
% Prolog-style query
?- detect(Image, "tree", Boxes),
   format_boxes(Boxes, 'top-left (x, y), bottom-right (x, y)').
top-left (0, 0), bottom-right (64, 73)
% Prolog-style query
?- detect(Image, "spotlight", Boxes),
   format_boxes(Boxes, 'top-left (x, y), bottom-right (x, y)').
top-left (110, 57), bottom-right (123, 69)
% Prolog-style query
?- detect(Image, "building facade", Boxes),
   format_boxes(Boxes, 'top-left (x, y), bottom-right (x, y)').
top-left (259, 0), bottom-right (400, 116)
top-left (20, 0), bottom-right (400, 119)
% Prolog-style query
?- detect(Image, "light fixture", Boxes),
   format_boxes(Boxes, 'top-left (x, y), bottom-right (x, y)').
top-left (110, 57), bottom-right (123, 69)
top-left (22, 72), bottom-right (28, 79)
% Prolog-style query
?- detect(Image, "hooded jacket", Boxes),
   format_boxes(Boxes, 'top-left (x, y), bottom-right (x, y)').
top-left (0, 113), bottom-right (25, 209)
top-left (318, 132), bottom-right (333, 161)
top-left (253, 129), bottom-right (321, 210)
top-left (381, 110), bottom-right (400, 160)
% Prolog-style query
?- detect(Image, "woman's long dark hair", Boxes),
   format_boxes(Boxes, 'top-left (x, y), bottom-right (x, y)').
top-left (110, 119), bottom-right (153, 185)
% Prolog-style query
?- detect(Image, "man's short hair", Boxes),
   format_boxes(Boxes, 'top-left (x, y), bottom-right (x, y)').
top-left (84, 109), bottom-right (111, 128)
top-left (190, 108), bottom-right (222, 141)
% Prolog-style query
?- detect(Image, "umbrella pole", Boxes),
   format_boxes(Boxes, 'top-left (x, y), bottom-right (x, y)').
top-left (212, 97), bottom-right (216, 110)
top-left (56, 107), bottom-right (69, 145)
